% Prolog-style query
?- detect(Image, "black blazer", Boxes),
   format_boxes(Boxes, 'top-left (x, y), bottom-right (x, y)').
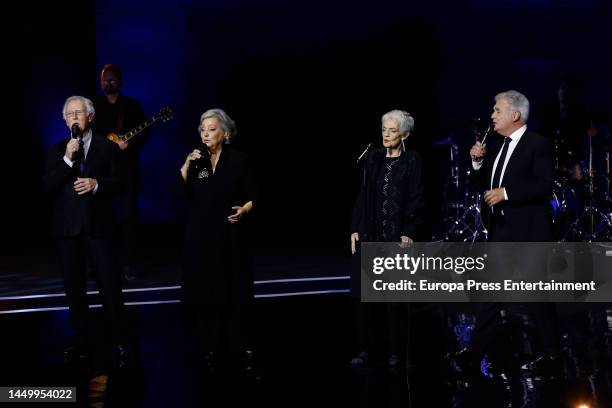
top-left (473, 130), bottom-right (553, 241)
top-left (351, 148), bottom-right (424, 241)
top-left (43, 133), bottom-right (123, 238)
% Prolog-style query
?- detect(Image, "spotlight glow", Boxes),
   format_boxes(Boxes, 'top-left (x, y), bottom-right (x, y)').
top-left (577, 404), bottom-right (590, 408)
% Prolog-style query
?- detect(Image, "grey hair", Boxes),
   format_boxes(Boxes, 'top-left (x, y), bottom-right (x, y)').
top-left (198, 108), bottom-right (237, 144)
top-left (382, 110), bottom-right (414, 135)
top-left (495, 90), bottom-right (530, 123)
top-left (62, 96), bottom-right (95, 120)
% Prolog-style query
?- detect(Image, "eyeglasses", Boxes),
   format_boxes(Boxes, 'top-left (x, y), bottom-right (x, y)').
top-left (66, 110), bottom-right (87, 118)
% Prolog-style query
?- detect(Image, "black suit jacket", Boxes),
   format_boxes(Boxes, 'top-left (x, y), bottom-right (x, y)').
top-left (43, 133), bottom-right (123, 238)
top-left (474, 130), bottom-right (553, 242)
top-left (351, 148), bottom-right (425, 241)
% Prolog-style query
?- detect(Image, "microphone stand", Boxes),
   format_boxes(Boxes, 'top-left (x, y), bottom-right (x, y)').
top-left (355, 143), bottom-right (374, 242)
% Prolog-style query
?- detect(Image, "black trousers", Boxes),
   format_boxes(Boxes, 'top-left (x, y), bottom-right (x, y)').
top-left (471, 244), bottom-right (559, 359)
top-left (355, 301), bottom-right (409, 357)
top-left (58, 235), bottom-right (125, 347)
top-left (471, 302), bottom-right (558, 359)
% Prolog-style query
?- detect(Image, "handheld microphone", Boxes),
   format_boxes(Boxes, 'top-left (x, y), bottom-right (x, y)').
top-left (71, 123), bottom-right (81, 139)
top-left (197, 143), bottom-right (210, 159)
top-left (193, 143), bottom-right (211, 172)
top-left (356, 143), bottom-right (374, 165)
top-left (480, 124), bottom-right (493, 145)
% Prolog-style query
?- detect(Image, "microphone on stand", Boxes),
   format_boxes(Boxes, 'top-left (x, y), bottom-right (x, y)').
top-left (355, 143), bottom-right (374, 165)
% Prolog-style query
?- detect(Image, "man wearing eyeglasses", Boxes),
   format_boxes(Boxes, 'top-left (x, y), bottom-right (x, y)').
top-left (43, 95), bottom-right (128, 372)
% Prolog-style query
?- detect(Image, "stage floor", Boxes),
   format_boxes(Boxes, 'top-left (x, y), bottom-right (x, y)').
top-left (1, 238), bottom-right (609, 407)
top-left (0, 250), bottom-right (352, 313)
top-left (1, 297), bottom-right (601, 408)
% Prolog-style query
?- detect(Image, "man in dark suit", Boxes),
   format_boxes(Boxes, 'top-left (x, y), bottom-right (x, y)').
top-left (466, 91), bottom-right (558, 390)
top-left (470, 90), bottom-right (553, 242)
top-left (43, 95), bottom-right (126, 368)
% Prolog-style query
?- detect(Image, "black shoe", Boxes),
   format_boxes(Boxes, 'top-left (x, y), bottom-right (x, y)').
top-left (244, 350), bottom-right (255, 372)
top-left (388, 353), bottom-right (401, 368)
top-left (243, 350), bottom-right (262, 380)
top-left (64, 345), bottom-right (88, 363)
top-left (122, 265), bottom-right (138, 281)
top-left (113, 343), bottom-right (132, 368)
top-left (203, 351), bottom-right (216, 371)
top-left (350, 351), bottom-right (369, 368)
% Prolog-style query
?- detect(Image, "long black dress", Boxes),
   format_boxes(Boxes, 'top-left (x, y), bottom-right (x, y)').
top-left (180, 148), bottom-right (256, 349)
top-left (349, 147), bottom-right (424, 358)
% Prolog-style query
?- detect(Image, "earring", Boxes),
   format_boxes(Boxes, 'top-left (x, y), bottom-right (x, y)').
top-left (401, 139), bottom-right (406, 152)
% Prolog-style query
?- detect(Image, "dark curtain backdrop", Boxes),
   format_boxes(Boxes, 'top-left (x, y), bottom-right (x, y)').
top-left (5, 0), bottom-right (611, 252)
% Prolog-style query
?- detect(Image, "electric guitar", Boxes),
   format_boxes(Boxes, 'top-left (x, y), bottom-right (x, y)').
top-left (106, 105), bottom-right (174, 144)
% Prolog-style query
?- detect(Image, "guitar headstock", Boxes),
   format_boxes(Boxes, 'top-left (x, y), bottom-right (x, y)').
top-left (156, 106), bottom-right (174, 123)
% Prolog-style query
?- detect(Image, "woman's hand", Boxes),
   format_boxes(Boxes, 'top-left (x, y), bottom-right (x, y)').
top-left (400, 235), bottom-right (413, 248)
top-left (351, 232), bottom-right (359, 255)
top-left (180, 149), bottom-right (203, 181)
top-left (228, 206), bottom-right (247, 223)
top-left (183, 149), bottom-right (202, 168)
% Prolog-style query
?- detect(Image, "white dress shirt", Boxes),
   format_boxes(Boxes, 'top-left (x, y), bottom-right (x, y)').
top-left (472, 124), bottom-right (527, 201)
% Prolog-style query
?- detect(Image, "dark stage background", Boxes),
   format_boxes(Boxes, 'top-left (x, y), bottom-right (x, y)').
top-left (5, 0), bottom-right (612, 254)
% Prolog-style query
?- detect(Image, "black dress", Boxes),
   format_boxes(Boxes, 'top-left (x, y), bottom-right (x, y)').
top-left (350, 148), bottom-right (424, 297)
top-left (181, 148), bottom-right (256, 311)
top-left (349, 147), bottom-right (425, 357)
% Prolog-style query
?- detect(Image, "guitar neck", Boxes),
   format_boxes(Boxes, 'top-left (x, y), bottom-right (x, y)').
top-left (122, 116), bottom-right (160, 142)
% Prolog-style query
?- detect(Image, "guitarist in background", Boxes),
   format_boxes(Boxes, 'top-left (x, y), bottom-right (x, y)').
top-left (94, 64), bottom-right (149, 281)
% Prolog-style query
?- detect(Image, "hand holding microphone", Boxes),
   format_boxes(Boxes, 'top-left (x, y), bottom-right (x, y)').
top-left (470, 124), bottom-right (491, 162)
top-left (71, 123), bottom-right (81, 139)
top-left (196, 143), bottom-right (210, 160)
top-left (192, 143), bottom-right (210, 171)
top-left (470, 142), bottom-right (487, 162)
top-left (181, 144), bottom-right (210, 177)
top-left (65, 124), bottom-right (82, 161)
top-left (183, 149), bottom-right (202, 168)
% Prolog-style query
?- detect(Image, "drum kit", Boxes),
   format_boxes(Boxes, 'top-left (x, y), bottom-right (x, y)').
top-left (436, 124), bottom-right (612, 242)
top-left (557, 133), bottom-right (612, 242)
top-left (435, 127), bottom-right (488, 242)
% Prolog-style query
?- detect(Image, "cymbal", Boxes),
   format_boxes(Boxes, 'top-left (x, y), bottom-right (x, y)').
top-left (431, 137), bottom-right (456, 146)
